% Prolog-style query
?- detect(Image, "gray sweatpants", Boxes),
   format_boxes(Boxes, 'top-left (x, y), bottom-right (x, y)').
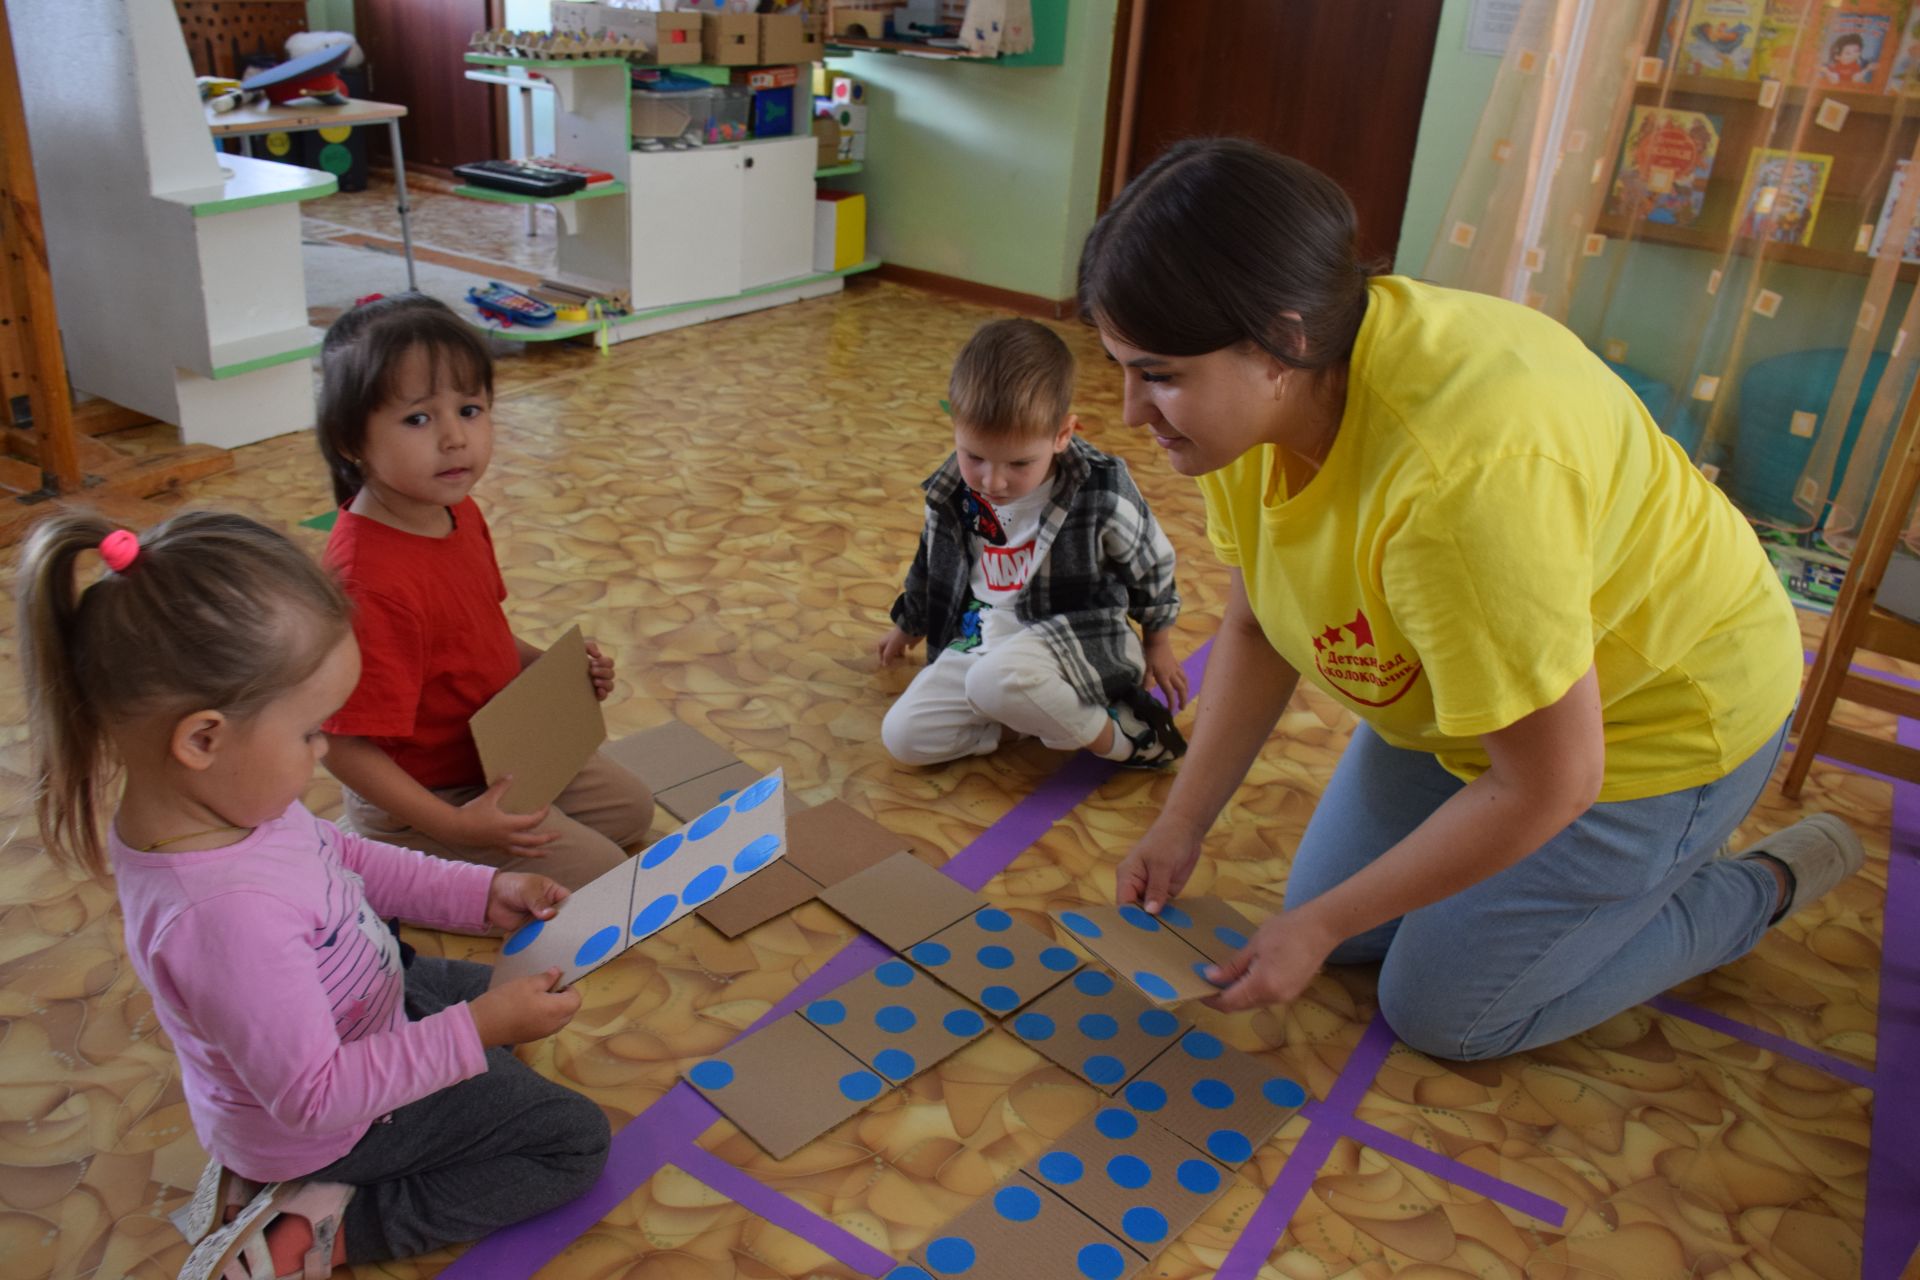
top-left (306, 957), bottom-right (610, 1264)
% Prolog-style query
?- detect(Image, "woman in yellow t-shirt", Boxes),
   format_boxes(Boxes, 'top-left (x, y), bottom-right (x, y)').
top-left (1082, 139), bottom-right (1863, 1061)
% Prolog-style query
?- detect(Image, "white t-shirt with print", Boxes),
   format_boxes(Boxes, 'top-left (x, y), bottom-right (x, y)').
top-left (954, 479), bottom-right (1053, 654)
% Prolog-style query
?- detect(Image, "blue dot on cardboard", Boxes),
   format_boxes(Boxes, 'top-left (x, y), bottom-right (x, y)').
top-left (734, 775), bottom-right (779, 812)
top-left (1084, 1054), bottom-right (1124, 1085)
top-left (1125, 1080), bottom-right (1167, 1112)
top-left (993, 1184), bottom-right (1041, 1222)
top-left (502, 918), bottom-right (543, 955)
top-left (1039, 946), bottom-right (1078, 972)
top-left (876, 1004), bottom-right (917, 1033)
top-left (1183, 1030), bottom-right (1224, 1060)
top-left (1074, 970), bottom-right (1114, 997)
top-left (888, 1269), bottom-right (936, 1280)
top-left (717, 789), bottom-right (738, 802)
top-left (1118, 904), bottom-right (1161, 931)
top-left (1158, 903), bottom-right (1193, 929)
top-left (1095, 1108), bottom-right (1138, 1140)
top-left (631, 893), bottom-right (678, 937)
top-left (1193, 960), bottom-right (1219, 983)
top-left (806, 998), bottom-right (847, 1026)
top-left (1077, 1242), bottom-right (1126, 1280)
top-left (944, 1009), bottom-right (985, 1037)
top-left (874, 1048), bottom-right (917, 1080)
top-left (1176, 1158), bottom-right (1221, 1195)
top-left (1122, 1206), bottom-right (1169, 1244)
top-left (981, 985), bottom-right (1020, 1011)
top-left (911, 941), bottom-right (951, 967)
top-left (1036, 1151), bottom-right (1084, 1185)
top-left (1079, 1013), bottom-right (1118, 1041)
top-left (1264, 1077), bottom-right (1307, 1108)
top-left (924, 1237), bottom-right (975, 1274)
top-left (640, 831), bottom-right (684, 869)
top-left (1013, 1012), bottom-right (1055, 1041)
top-left (1215, 925), bottom-right (1249, 950)
top-left (876, 960), bottom-right (915, 987)
top-left (1207, 1129), bottom-right (1254, 1164)
top-left (839, 1071), bottom-right (884, 1102)
top-left (1059, 911), bottom-right (1102, 938)
top-left (1138, 1009), bottom-right (1179, 1037)
top-left (681, 865), bottom-right (727, 906)
top-left (1193, 1078), bottom-right (1236, 1110)
top-left (687, 807), bottom-right (729, 841)
top-left (688, 1060), bottom-right (734, 1090)
top-left (733, 833), bottom-right (780, 874)
top-left (574, 925), bottom-right (620, 968)
top-left (1107, 1154), bottom-right (1151, 1189)
top-left (1133, 970), bottom-right (1178, 1001)
top-left (977, 945), bottom-right (1014, 970)
top-left (975, 907), bottom-right (1012, 932)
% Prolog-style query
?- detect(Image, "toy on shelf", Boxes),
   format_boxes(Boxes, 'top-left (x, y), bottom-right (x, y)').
top-left (465, 282), bottom-right (558, 327)
top-left (243, 40), bottom-right (355, 105)
top-left (454, 158), bottom-right (589, 197)
top-left (470, 27), bottom-right (646, 60)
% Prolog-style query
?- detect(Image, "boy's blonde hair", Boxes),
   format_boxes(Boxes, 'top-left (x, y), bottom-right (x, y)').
top-left (948, 318), bottom-right (1075, 439)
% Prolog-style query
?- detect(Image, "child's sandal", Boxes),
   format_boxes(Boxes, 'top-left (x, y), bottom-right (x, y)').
top-left (177, 1179), bottom-right (353, 1280)
top-left (169, 1159), bottom-right (257, 1246)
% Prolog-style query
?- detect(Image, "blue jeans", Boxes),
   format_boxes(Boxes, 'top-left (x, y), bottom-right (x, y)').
top-left (1285, 719), bottom-right (1791, 1061)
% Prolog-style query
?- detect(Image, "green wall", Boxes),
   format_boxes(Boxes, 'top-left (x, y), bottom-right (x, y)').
top-left (1397, 0), bottom-right (1500, 274)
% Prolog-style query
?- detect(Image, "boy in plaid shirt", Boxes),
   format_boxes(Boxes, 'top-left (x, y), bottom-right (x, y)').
top-left (877, 319), bottom-right (1188, 767)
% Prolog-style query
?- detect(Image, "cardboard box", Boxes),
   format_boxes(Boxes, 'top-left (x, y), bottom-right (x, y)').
top-left (812, 114), bottom-right (841, 168)
top-left (834, 7), bottom-right (892, 39)
top-left (702, 11), bottom-right (760, 64)
top-left (760, 13), bottom-right (824, 63)
top-left (550, 1), bottom-right (701, 62)
top-left (814, 191), bottom-right (866, 271)
top-left (833, 102), bottom-right (868, 134)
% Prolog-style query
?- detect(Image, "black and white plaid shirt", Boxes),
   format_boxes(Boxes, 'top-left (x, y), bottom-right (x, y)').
top-left (890, 436), bottom-right (1180, 707)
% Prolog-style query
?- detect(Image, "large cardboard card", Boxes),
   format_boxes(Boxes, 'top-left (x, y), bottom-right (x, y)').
top-left (684, 1012), bottom-right (886, 1160)
top-left (818, 850), bottom-right (985, 951)
top-left (909, 1172), bottom-right (1143, 1280)
top-left (601, 720), bottom-right (739, 792)
top-left (1020, 1102), bottom-right (1233, 1260)
top-left (493, 771), bottom-right (789, 986)
top-left (1119, 1029), bottom-right (1309, 1169)
top-left (801, 956), bottom-right (989, 1083)
top-left (1008, 968), bottom-right (1192, 1092)
top-left (658, 760), bottom-right (783, 821)
top-left (909, 907), bottom-right (1082, 1015)
top-left (785, 799), bottom-right (913, 886)
top-left (696, 858), bottom-right (821, 938)
top-left (1051, 904), bottom-right (1218, 1006)
top-left (469, 625), bottom-right (606, 814)
top-left (1151, 896), bottom-right (1259, 967)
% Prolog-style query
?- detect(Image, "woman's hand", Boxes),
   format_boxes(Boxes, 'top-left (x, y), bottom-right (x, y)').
top-left (1115, 820), bottom-right (1206, 914)
top-left (585, 640), bottom-right (616, 701)
top-left (1142, 630), bottom-right (1189, 711)
top-left (1201, 910), bottom-right (1341, 1012)
top-left (486, 873), bottom-right (569, 931)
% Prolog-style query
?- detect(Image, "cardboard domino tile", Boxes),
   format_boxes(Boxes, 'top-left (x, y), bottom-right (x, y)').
top-left (600, 719), bottom-right (739, 793)
top-left (1021, 1101), bottom-right (1233, 1259)
top-left (659, 760), bottom-right (792, 821)
top-left (469, 625), bottom-right (606, 814)
top-left (1149, 896), bottom-right (1258, 967)
top-left (818, 850), bottom-right (986, 951)
top-left (908, 1173), bottom-right (1143, 1280)
top-left (684, 1012), bottom-right (887, 1160)
top-left (784, 799), bottom-right (915, 885)
top-left (493, 771), bottom-right (789, 987)
top-left (697, 859), bottom-right (822, 938)
top-left (801, 956), bottom-right (989, 1083)
top-left (1052, 904), bottom-right (1219, 1005)
top-left (1009, 968), bottom-right (1191, 1091)
top-left (1119, 1029), bottom-right (1308, 1168)
top-left (908, 907), bottom-right (1082, 1015)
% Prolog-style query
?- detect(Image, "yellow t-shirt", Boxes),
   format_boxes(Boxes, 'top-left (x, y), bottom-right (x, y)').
top-left (1197, 276), bottom-right (1800, 802)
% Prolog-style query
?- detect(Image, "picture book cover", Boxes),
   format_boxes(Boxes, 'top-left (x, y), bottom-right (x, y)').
top-left (1609, 106), bottom-right (1723, 226)
top-left (1868, 159), bottom-right (1920, 262)
top-left (1753, 0), bottom-right (1813, 83)
top-left (1679, 0), bottom-right (1766, 78)
top-left (1805, 0), bottom-right (1898, 87)
top-left (1885, 2), bottom-right (1920, 91)
top-left (1733, 146), bottom-right (1832, 245)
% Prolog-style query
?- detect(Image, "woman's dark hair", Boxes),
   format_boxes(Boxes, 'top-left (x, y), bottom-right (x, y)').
top-left (1078, 138), bottom-right (1380, 370)
top-left (316, 292), bottom-right (494, 506)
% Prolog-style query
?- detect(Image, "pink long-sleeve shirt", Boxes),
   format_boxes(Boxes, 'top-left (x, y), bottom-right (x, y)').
top-left (112, 802), bottom-right (495, 1181)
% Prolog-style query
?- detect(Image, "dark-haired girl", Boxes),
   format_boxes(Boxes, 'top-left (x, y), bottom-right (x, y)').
top-left (1085, 139), bottom-right (1861, 1060)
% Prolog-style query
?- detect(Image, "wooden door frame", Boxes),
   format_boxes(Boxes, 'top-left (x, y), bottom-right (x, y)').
top-left (1096, 0), bottom-right (1139, 213)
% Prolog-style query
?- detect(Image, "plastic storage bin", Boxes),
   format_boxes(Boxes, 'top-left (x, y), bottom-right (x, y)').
top-left (703, 85), bottom-right (751, 144)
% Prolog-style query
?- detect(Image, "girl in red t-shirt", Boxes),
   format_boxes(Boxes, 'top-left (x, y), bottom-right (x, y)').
top-left (315, 294), bottom-right (654, 889)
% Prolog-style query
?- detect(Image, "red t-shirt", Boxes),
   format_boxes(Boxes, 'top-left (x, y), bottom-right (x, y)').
top-left (323, 499), bottom-right (522, 789)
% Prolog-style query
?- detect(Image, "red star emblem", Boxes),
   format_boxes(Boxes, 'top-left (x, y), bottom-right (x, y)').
top-left (1319, 625), bottom-right (1344, 649)
top-left (1344, 610), bottom-right (1374, 649)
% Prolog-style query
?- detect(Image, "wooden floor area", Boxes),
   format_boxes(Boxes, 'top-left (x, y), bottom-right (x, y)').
top-left (0, 189), bottom-right (1909, 1280)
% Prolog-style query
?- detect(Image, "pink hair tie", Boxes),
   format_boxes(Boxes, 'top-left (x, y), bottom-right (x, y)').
top-left (99, 530), bottom-right (140, 573)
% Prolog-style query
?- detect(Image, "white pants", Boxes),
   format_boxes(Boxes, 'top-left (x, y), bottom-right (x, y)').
top-left (882, 628), bottom-right (1112, 766)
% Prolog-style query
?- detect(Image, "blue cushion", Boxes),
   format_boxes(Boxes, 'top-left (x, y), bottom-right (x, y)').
top-left (1604, 360), bottom-right (1702, 456)
top-left (1730, 348), bottom-right (1903, 526)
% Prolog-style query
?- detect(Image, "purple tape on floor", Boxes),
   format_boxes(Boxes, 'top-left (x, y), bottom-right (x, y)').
top-left (1864, 719), bottom-right (1920, 1278)
top-left (1646, 993), bottom-right (1876, 1089)
top-left (673, 1145), bottom-right (897, 1276)
top-left (1317, 1112), bottom-right (1567, 1225)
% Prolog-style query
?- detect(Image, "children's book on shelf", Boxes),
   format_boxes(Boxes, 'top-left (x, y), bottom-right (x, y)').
top-left (1679, 0), bottom-right (1766, 78)
top-left (1868, 159), bottom-right (1920, 262)
top-left (1802, 0), bottom-right (1899, 88)
top-left (1609, 107), bottom-right (1722, 226)
top-left (1885, 2), bottom-right (1920, 91)
top-left (1753, 0), bottom-right (1813, 83)
top-left (1732, 147), bottom-right (1832, 245)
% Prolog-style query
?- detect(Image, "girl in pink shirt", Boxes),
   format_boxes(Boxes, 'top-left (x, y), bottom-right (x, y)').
top-left (17, 510), bottom-right (609, 1280)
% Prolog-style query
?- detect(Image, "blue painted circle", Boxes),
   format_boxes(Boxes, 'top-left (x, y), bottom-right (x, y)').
top-left (688, 1060), bottom-right (734, 1089)
top-left (1264, 1077), bottom-right (1307, 1108)
top-left (1118, 904), bottom-right (1161, 931)
top-left (1013, 1012), bottom-right (1056, 1041)
top-left (502, 917), bottom-right (544, 955)
top-left (681, 865), bottom-right (727, 906)
top-left (1074, 970), bottom-right (1114, 997)
top-left (687, 807), bottom-right (729, 841)
top-left (977, 945), bottom-right (1014, 970)
top-left (1078, 1013), bottom-right (1118, 1041)
top-left (1134, 970), bottom-right (1178, 1001)
top-left (1176, 1158), bottom-right (1221, 1195)
top-left (1207, 1129), bottom-right (1254, 1164)
top-left (1125, 1080), bottom-right (1167, 1112)
top-left (574, 925), bottom-right (620, 968)
top-left (1084, 1054), bottom-right (1124, 1085)
top-left (1138, 1009), bottom-right (1180, 1038)
top-left (640, 831), bottom-right (684, 869)
top-left (1214, 925), bottom-right (1249, 950)
top-left (1036, 1151), bottom-right (1084, 1185)
top-left (717, 790), bottom-right (739, 803)
top-left (993, 1184), bottom-right (1041, 1222)
top-left (943, 1009), bottom-right (985, 1037)
top-left (876, 960), bottom-right (915, 987)
top-left (1194, 960), bottom-right (1221, 984)
top-left (1094, 1108), bottom-right (1137, 1140)
top-left (910, 941), bottom-right (952, 967)
top-left (875, 1004), bottom-right (917, 1033)
top-left (974, 907), bottom-right (1012, 932)
top-left (924, 1237), bottom-right (975, 1275)
top-left (981, 985), bottom-right (1020, 1011)
top-left (1122, 1206), bottom-right (1169, 1244)
top-left (839, 1071), bottom-right (884, 1102)
top-left (631, 893), bottom-right (678, 937)
top-left (806, 998), bottom-right (847, 1026)
top-left (889, 1269), bottom-right (936, 1280)
top-left (1183, 1031), bottom-right (1224, 1060)
top-left (1039, 946), bottom-right (1079, 972)
top-left (733, 833), bottom-right (780, 874)
top-left (874, 1048), bottom-right (917, 1080)
top-left (1059, 911), bottom-right (1102, 938)
top-left (1076, 1243), bottom-right (1126, 1280)
top-left (1193, 1078), bottom-right (1236, 1109)
top-left (734, 775), bottom-right (779, 812)
top-left (1106, 1154), bottom-right (1150, 1189)
top-left (1157, 903), bottom-right (1194, 928)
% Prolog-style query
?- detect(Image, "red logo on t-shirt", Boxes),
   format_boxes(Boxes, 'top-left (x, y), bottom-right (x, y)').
top-left (1312, 608), bottom-right (1423, 708)
top-left (981, 540), bottom-right (1037, 592)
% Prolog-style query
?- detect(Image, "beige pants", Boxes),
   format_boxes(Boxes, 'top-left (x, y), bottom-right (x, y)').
top-left (342, 750), bottom-right (654, 890)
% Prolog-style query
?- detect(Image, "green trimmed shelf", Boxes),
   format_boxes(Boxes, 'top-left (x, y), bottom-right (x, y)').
top-left (170, 154), bottom-right (337, 218)
top-left (816, 162), bottom-right (863, 178)
top-left (453, 181), bottom-right (628, 205)
top-left (465, 52), bottom-right (631, 68)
